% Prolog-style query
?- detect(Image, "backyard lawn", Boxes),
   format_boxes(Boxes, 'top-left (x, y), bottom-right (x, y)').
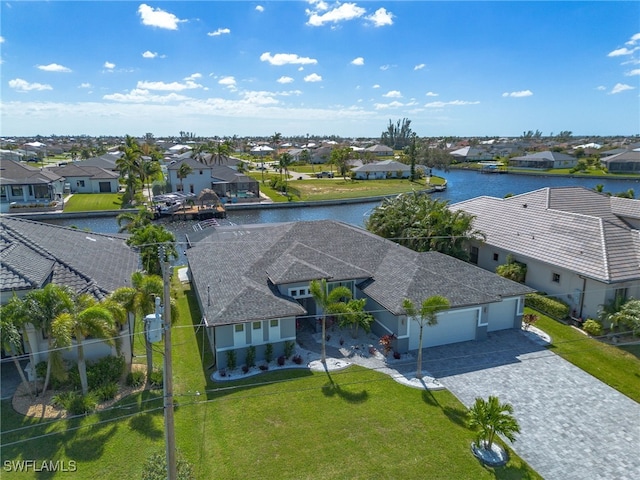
top-left (0, 277), bottom-right (540, 479)
top-left (529, 309), bottom-right (640, 403)
top-left (62, 193), bottom-right (124, 212)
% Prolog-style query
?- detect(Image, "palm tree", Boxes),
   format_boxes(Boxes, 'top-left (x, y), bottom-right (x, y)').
top-left (111, 272), bottom-right (163, 383)
top-left (402, 296), bottom-right (450, 378)
top-left (278, 152), bottom-right (293, 192)
top-left (126, 225), bottom-right (177, 276)
top-left (52, 293), bottom-right (116, 395)
top-left (467, 396), bottom-right (520, 450)
top-left (22, 284), bottom-right (74, 393)
top-left (309, 279), bottom-right (352, 363)
top-left (0, 296), bottom-right (35, 398)
top-left (141, 157), bottom-right (162, 201)
top-left (176, 162), bottom-right (193, 193)
top-left (210, 139), bottom-right (232, 165)
top-left (116, 207), bottom-right (153, 233)
top-left (336, 298), bottom-right (374, 338)
top-left (117, 135), bottom-right (143, 204)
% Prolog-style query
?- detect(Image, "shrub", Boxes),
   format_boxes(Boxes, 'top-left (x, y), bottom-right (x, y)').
top-left (259, 364), bottom-right (269, 371)
top-left (225, 350), bottom-right (236, 370)
top-left (241, 365), bottom-right (249, 374)
top-left (522, 313), bottom-right (539, 331)
top-left (393, 351), bottom-right (401, 360)
top-left (94, 382), bottom-right (119, 402)
top-left (265, 343), bottom-right (273, 363)
top-left (277, 355), bottom-right (286, 366)
top-left (67, 392), bottom-right (98, 415)
top-left (284, 340), bottom-right (295, 359)
top-left (141, 449), bottom-right (195, 480)
top-left (51, 391), bottom-right (75, 409)
top-left (379, 334), bottom-right (397, 355)
top-left (582, 319), bottom-right (603, 336)
top-left (245, 346), bottom-right (256, 368)
top-left (525, 293), bottom-right (570, 320)
top-left (86, 355), bottom-right (125, 390)
top-left (126, 370), bottom-right (146, 388)
top-left (149, 369), bottom-right (163, 389)
top-left (292, 354), bottom-right (303, 365)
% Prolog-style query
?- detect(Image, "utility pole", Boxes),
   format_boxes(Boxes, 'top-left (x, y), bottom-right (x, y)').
top-left (161, 246), bottom-right (177, 480)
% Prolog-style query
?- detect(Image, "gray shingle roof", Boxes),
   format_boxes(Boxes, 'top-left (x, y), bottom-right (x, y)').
top-left (0, 217), bottom-right (140, 299)
top-left (0, 160), bottom-right (62, 185)
top-left (187, 220), bottom-right (533, 326)
top-left (451, 186), bottom-right (640, 283)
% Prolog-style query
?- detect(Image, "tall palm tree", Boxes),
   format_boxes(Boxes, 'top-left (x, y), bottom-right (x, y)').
top-left (309, 279), bottom-right (352, 364)
top-left (402, 296), bottom-right (450, 378)
top-left (126, 225), bottom-right (177, 276)
top-left (52, 293), bottom-right (116, 395)
top-left (116, 207), bottom-right (153, 233)
top-left (211, 139), bottom-right (232, 165)
top-left (176, 162), bottom-right (193, 193)
top-left (278, 152), bottom-right (293, 190)
top-left (22, 284), bottom-right (74, 393)
top-left (117, 135), bottom-right (143, 203)
top-left (467, 396), bottom-right (520, 450)
top-left (0, 296), bottom-right (35, 398)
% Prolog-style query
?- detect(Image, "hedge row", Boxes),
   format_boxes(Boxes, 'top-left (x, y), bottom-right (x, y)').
top-left (525, 293), bottom-right (570, 319)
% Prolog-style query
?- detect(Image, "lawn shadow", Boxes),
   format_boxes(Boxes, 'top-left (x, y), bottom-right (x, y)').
top-left (63, 423), bottom-right (119, 462)
top-left (128, 413), bottom-right (163, 440)
top-left (422, 390), bottom-right (467, 427)
top-left (320, 370), bottom-right (368, 404)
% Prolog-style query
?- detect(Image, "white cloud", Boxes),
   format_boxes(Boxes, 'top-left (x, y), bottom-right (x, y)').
top-left (424, 100), bottom-right (480, 107)
top-left (366, 7), bottom-right (393, 27)
top-left (610, 83), bottom-right (635, 94)
top-left (255, 5), bottom-right (264, 13)
top-left (372, 84), bottom-right (380, 89)
top-left (79, 83), bottom-right (92, 89)
top-left (185, 73), bottom-right (202, 81)
top-left (351, 57), bottom-right (364, 66)
top-left (502, 90), bottom-right (533, 98)
top-left (260, 52), bottom-right (318, 66)
top-left (383, 90), bottom-right (402, 98)
top-left (596, 86), bottom-right (606, 91)
top-left (37, 63), bottom-right (71, 73)
top-left (380, 65), bottom-right (391, 71)
top-left (624, 32), bottom-right (640, 45)
top-left (304, 73), bottom-right (322, 82)
top-left (0, 36), bottom-right (4, 43)
top-left (142, 51), bottom-right (158, 59)
top-left (625, 69), bottom-right (640, 76)
top-left (137, 4), bottom-right (186, 30)
top-left (104, 61), bottom-right (116, 69)
top-left (414, 64), bottom-right (426, 71)
top-left (103, 89), bottom-right (189, 103)
top-left (218, 76), bottom-right (236, 88)
top-left (9, 78), bottom-right (53, 92)
top-left (208, 28), bottom-right (231, 37)
top-left (374, 101), bottom-right (404, 110)
top-left (306, 2), bottom-right (366, 27)
top-left (608, 46), bottom-right (639, 57)
top-left (277, 76), bottom-right (294, 84)
top-left (425, 91), bottom-right (438, 97)
top-left (136, 79), bottom-right (203, 91)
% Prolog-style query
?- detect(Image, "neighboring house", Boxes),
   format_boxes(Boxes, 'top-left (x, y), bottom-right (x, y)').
top-left (49, 164), bottom-right (119, 193)
top-left (365, 144), bottom-right (394, 156)
top-left (450, 146), bottom-right (494, 162)
top-left (75, 153), bottom-right (122, 172)
top-left (601, 150), bottom-right (640, 174)
top-left (351, 159), bottom-right (411, 179)
top-left (509, 151), bottom-right (577, 169)
top-left (0, 217), bottom-right (140, 366)
top-left (185, 220), bottom-right (533, 369)
top-left (0, 160), bottom-right (65, 213)
top-left (250, 145), bottom-right (274, 157)
top-left (166, 158), bottom-right (259, 201)
top-left (450, 187), bottom-right (640, 321)
top-left (0, 150), bottom-right (24, 162)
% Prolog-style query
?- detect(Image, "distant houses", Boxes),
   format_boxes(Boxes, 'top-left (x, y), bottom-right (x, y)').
top-left (508, 151), bottom-right (577, 169)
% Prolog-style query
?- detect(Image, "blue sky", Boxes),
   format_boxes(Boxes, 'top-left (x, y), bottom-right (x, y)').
top-left (1, 1), bottom-right (639, 138)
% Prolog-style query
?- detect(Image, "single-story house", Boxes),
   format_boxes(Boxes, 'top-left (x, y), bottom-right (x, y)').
top-left (365, 144), bottom-right (394, 156)
top-left (74, 153), bottom-right (122, 172)
top-left (0, 149), bottom-right (24, 162)
top-left (450, 187), bottom-right (640, 320)
top-left (250, 145), bottom-right (274, 157)
top-left (166, 158), bottom-right (259, 201)
top-left (601, 150), bottom-right (640, 174)
top-left (49, 164), bottom-right (119, 193)
top-left (351, 159), bottom-right (411, 179)
top-left (0, 217), bottom-right (140, 366)
top-left (185, 220), bottom-right (533, 370)
top-left (509, 151), bottom-right (577, 169)
top-left (0, 160), bottom-right (65, 213)
top-left (450, 146), bottom-right (494, 162)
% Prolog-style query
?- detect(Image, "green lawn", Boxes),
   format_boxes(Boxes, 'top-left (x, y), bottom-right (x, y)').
top-left (63, 193), bottom-right (124, 212)
top-left (530, 309), bottom-right (640, 402)
top-left (0, 278), bottom-right (540, 479)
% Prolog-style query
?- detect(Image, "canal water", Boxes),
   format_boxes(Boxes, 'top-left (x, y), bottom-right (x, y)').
top-left (42, 170), bottom-right (639, 263)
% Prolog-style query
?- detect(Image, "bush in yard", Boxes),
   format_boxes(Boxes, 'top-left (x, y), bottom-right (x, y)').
top-left (284, 340), bottom-right (295, 359)
top-left (292, 354), bottom-right (303, 365)
top-left (149, 369), bottom-right (163, 389)
top-left (67, 392), bottom-right (98, 415)
top-left (141, 449), bottom-right (195, 480)
top-left (277, 355), bottom-right (286, 366)
top-left (265, 343), bottom-right (273, 363)
top-left (522, 313), bottom-right (538, 331)
top-left (94, 382), bottom-right (119, 402)
top-left (225, 350), bottom-right (236, 370)
top-left (582, 319), bottom-right (603, 336)
top-left (86, 355), bottom-right (125, 390)
top-left (127, 370), bottom-right (145, 388)
top-left (245, 346), bottom-right (256, 368)
top-left (525, 293), bottom-right (570, 320)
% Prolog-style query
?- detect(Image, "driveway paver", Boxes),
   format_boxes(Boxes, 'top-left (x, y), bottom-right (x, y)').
top-left (422, 330), bottom-right (640, 480)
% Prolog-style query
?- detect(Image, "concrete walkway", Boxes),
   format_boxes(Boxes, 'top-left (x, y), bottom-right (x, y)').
top-left (421, 330), bottom-right (640, 480)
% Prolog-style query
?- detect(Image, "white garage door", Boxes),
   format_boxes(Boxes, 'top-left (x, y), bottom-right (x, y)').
top-left (487, 299), bottom-right (516, 332)
top-left (409, 310), bottom-right (477, 350)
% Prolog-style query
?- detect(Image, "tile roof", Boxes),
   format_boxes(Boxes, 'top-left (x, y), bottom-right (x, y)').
top-left (451, 186), bottom-right (640, 283)
top-left (0, 216), bottom-right (140, 299)
top-left (186, 220), bottom-right (533, 326)
top-left (0, 160), bottom-right (62, 185)
top-left (49, 164), bottom-right (119, 180)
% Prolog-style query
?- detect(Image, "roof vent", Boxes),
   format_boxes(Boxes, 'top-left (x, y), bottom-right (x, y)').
top-left (523, 204), bottom-right (527, 208)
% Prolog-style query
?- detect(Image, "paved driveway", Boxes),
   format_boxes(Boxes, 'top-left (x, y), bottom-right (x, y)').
top-left (422, 330), bottom-right (640, 480)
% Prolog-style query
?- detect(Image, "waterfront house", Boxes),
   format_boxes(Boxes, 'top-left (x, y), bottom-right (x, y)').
top-left (450, 187), bottom-right (640, 320)
top-left (365, 144), bottom-right (394, 156)
top-left (351, 159), bottom-right (411, 179)
top-left (0, 216), bottom-right (140, 366)
top-left (601, 150), bottom-right (640, 174)
top-left (509, 151), bottom-right (577, 169)
top-left (0, 160), bottom-right (65, 213)
top-left (185, 220), bottom-right (532, 369)
top-left (49, 164), bottom-right (119, 193)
